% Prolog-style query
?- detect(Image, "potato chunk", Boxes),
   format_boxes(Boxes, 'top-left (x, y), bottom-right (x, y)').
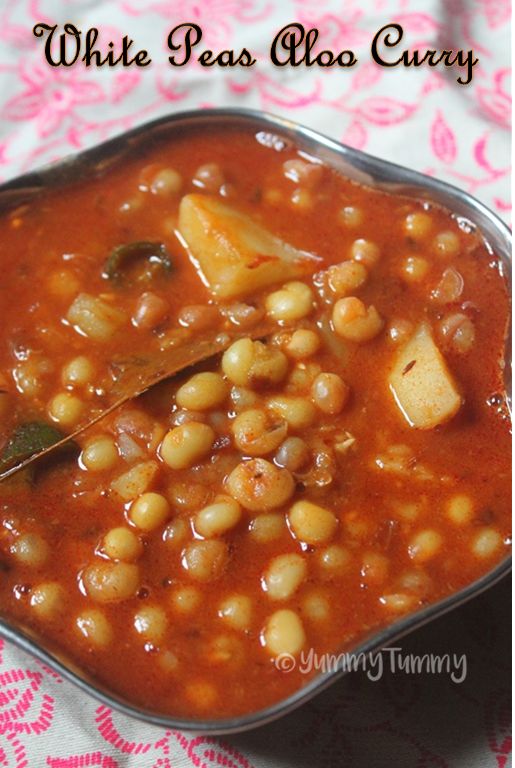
top-left (178, 194), bottom-right (318, 299)
top-left (389, 323), bottom-right (461, 429)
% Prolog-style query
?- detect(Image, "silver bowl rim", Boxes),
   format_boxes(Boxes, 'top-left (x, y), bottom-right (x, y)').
top-left (0, 107), bottom-right (511, 735)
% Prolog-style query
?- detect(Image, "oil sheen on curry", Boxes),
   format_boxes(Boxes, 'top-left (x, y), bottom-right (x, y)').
top-left (0, 126), bottom-right (510, 719)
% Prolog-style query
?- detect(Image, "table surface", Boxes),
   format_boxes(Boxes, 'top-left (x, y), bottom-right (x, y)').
top-left (0, 1), bottom-right (511, 766)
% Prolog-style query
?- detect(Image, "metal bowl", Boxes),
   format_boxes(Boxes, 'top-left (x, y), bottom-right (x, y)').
top-left (0, 108), bottom-right (511, 734)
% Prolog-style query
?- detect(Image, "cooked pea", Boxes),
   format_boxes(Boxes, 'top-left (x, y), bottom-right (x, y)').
top-left (182, 540), bottom-right (228, 581)
top-left (311, 372), bottom-right (349, 415)
top-left (350, 239), bottom-right (380, 267)
top-left (285, 329), bottom-right (320, 359)
top-left (379, 593), bottom-right (416, 612)
top-left (266, 396), bottom-right (316, 430)
top-left (162, 518), bottom-right (189, 548)
top-left (129, 492), bottom-right (170, 532)
top-left (176, 372), bottom-right (228, 411)
top-left (170, 585), bottom-right (201, 614)
top-left (432, 267), bottom-right (464, 304)
top-left (81, 435), bottom-right (118, 472)
top-left (232, 409), bottom-right (287, 457)
top-left (262, 609), bottom-right (306, 656)
top-left (167, 481), bottom-right (210, 512)
top-left (408, 530), bottom-right (442, 562)
top-left (222, 339), bottom-right (288, 388)
top-left (134, 605), bottom-right (168, 643)
top-left (338, 206), bottom-right (363, 228)
top-left (265, 282), bottom-right (313, 322)
top-left (289, 501), bottom-right (338, 546)
top-left (326, 260), bottom-right (368, 296)
top-left (61, 356), bottom-right (95, 387)
top-left (263, 553), bottom-right (307, 600)
top-left (218, 594), bottom-right (252, 631)
top-left (360, 551), bottom-right (389, 585)
top-left (434, 230), bottom-right (460, 257)
top-left (12, 533), bottom-right (49, 568)
top-left (82, 562), bottom-right (140, 603)
top-left (160, 423), bottom-right (215, 470)
top-left (318, 544), bottom-right (350, 575)
top-left (150, 168), bottom-right (182, 195)
top-left (275, 436), bottom-right (309, 472)
top-left (178, 304), bottom-right (220, 331)
top-left (447, 494), bottom-right (474, 524)
top-left (195, 496), bottom-right (242, 538)
top-left (249, 513), bottom-right (285, 543)
top-left (48, 393), bottom-right (84, 427)
top-left (226, 459), bottom-right (294, 512)
top-left (102, 527), bottom-right (142, 562)
top-left (76, 609), bottom-right (113, 648)
top-left (290, 189), bottom-right (313, 210)
top-left (30, 582), bottom-right (66, 620)
top-left (401, 256), bottom-right (429, 283)
top-left (471, 528), bottom-right (502, 558)
top-left (302, 591), bottom-right (330, 621)
top-left (332, 297), bottom-right (383, 342)
top-left (133, 291), bottom-right (169, 329)
top-left (404, 212), bottom-right (432, 239)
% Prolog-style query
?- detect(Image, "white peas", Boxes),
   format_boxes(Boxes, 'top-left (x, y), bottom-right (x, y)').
top-left (332, 297), bottom-right (383, 342)
top-left (262, 609), bottom-right (306, 657)
top-left (249, 513), bottom-right (285, 543)
top-left (231, 409), bottom-right (287, 457)
top-left (404, 211), bottom-right (432, 239)
top-left (218, 594), bottom-right (252, 630)
top-left (195, 496), bottom-right (242, 538)
top-left (30, 582), bottom-right (66, 620)
top-left (134, 605), bottom-right (168, 643)
top-left (76, 609), bottom-right (113, 648)
top-left (82, 562), bottom-right (140, 603)
top-left (471, 528), bottom-right (502, 558)
top-left (285, 329), bottom-right (320, 359)
top-left (434, 230), bottom-right (460, 257)
top-left (267, 396), bottom-right (316, 430)
top-left (133, 292), bottom-right (169, 330)
top-left (48, 392), bottom-right (84, 427)
top-left (160, 423), bottom-right (215, 470)
top-left (81, 435), bottom-right (118, 472)
top-left (102, 527), bottom-right (142, 562)
top-left (128, 492), bottom-right (170, 532)
top-left (402, 256), bottom-right (429, 283)
top-left (150, 168), bottom-right (182, 195)
top-left (11, 533), bottom-right (49, 568)
top-left (408, 530), bottom-right (442, 562)
top-left (275, 436), bottom-right (309, 472)
top-left (265, 281), bottom-right (313, 322)
top-left (170, 585), bottom-right (201, 614)
top-left (182, 540), bottom-right (228, 581)
top-left (288, 501), bottom-right (338, 546)
top-left (61, 356), bottom-right (94, 387)
top-left (350, 239), bottom-right (380, 268)
top-left (222, 339), bottom-right (288, 387)
top-left (447, 494), bottom-right (474, 525)
top-left (311, 373), bottom-right (349, 415)
top-left (318, 545), bottom-right (351, 576)
top-left (176, 372), bottom-right (228, 411)
top-left (326, 260), bottom-right (368, 296)
top-left (263, 553), bottom-right (307, 600)
top-left (226, 459), bottom-right (295, 512)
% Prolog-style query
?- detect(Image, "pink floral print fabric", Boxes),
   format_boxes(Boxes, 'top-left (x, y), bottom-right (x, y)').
top-left (0, 1), bottom-right (511, 766)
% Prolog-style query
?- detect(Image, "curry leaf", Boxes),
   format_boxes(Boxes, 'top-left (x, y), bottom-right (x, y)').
top-left (0, 422), bottom-right (71, 473)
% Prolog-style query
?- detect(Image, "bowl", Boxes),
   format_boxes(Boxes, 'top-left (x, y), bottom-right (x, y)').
top-left (0, 108), bottom-right (511, 734)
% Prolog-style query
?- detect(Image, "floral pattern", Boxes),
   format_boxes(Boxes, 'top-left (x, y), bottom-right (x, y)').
top-left (0, 0), bottom-right (511, 765)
